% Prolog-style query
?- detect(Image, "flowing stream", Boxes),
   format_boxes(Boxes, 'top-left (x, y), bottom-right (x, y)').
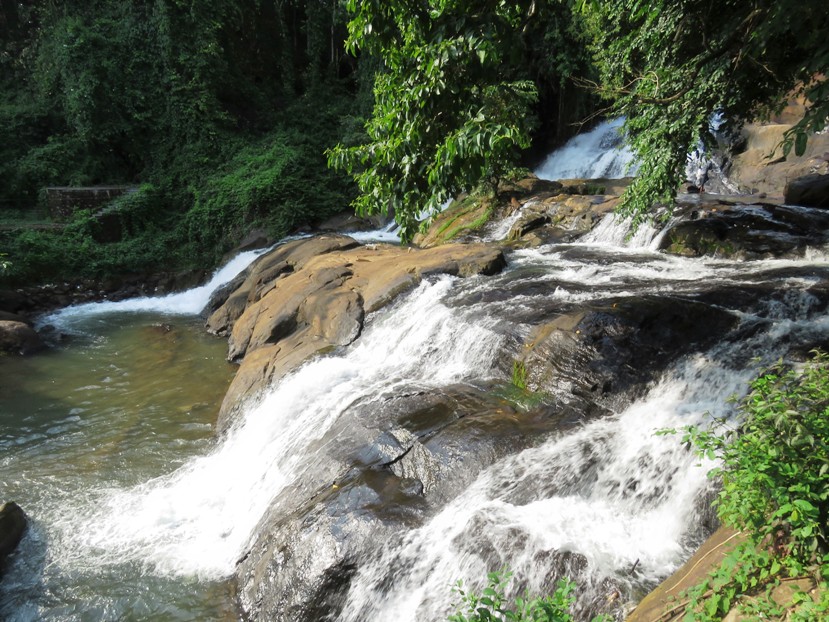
top-left (2, 172), bottom-right (829, 619)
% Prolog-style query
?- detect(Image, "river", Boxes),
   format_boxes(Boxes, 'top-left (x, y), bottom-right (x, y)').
top-left (1, 129), bottom-right (828, 620)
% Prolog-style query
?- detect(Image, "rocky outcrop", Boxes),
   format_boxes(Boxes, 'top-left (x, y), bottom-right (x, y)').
top-left (414, 174), bottom-right (628, 248)
top-left (0, 320), bottom-right (46, 355)
top-left (235, 384), bottom-right (566, 621)
top-left (0, 502), bottom-right (27, 578)
top-left (784, 173), bottom-right (829, 208)
top-left (659, 200), bottom-right (829, 258)
top-left (506, 193), bottom-right (619, 244)
top-left (518, 296), bottom-right (741, 410)
top-left (208, 235), bottom-right (506, 430)
top-left (727, 123), bottom-right (829, 197)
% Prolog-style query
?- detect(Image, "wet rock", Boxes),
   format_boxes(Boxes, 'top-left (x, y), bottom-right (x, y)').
top-left (214, 238), bottom-right (506, 431)
top-left (507, 194), bottom-right (617, 243)
top-left (784, 173), bottom-right (829, 208)
top-left (659, 202), bottom-right (829, 258)
top-left (0, 502), bottom-right (27, 577)
top-left (316, 210), bottom-right (391, 233)
top-left (382, 429), bottom-right (442, 495)
top-left (0, 320), bottom-right (46, 355)
top-left (519, 296), bottom-right (740, 408)
top-left (235, 386), bottom-right (555, 621)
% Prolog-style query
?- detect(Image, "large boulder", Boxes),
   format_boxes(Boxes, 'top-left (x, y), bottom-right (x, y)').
top-left (659, 201), bottom-right (829, 258)
top-left (517, 295), bottom-right (741, 412)
top-left (235, 384), bottom-right (568, 622)
top-left (784, 173), bottom-right (829, 208)
top-left (211, 236), bottom-right (506, 430)
top-left (727, 123), bottom-right (829, 197)
top-left (0, 502), bottom-right (27, 577)
top-left (0, 320), bottom-right (46, 355)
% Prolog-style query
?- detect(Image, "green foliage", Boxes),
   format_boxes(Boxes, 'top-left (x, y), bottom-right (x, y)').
top-left (448, 570), bottom-right (609, 622)
top-left (328, 1), bottom-right (594, 241)
top-left (0, 1), bottom-right (358, 286)
top-left (664, 351), bottom-right (829, 620)
top-left (582, 1), bottom-right (829, 226)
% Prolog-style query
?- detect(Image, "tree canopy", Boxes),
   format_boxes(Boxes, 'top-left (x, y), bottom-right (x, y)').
top-left (328, 0), bottom-right (594, 239)
top-left (585, 0), bottom-right (829, 226)
top-left (2, 1), bottom-right (827, 282)
top-left (332, 0), bottom-right (829, 237)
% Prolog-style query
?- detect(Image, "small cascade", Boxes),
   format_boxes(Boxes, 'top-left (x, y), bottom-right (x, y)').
top-left (4, 201), bottom-right (829, 620)
top-left (346, 219), bottom-right (401, 244)
top-left (579, 213), bottom-right (662, 249)
top-left (335, 292), bottom-right (829, 622)
top-left (41, 247), bottom-right (268, 330)
top-left (535, 118), bottom-right (639, 181)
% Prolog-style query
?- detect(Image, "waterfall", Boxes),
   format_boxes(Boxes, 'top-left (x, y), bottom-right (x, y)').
top-left (334, 314), bottom-right (827, 621)
top-left (535, 118), bottom-right (639, 181)
top-left (578, 213), bottom-right (663, 249)
top-left (55, 278), bottom-right (505, 579)
top-left (5, 214), bottom-right (829, 619)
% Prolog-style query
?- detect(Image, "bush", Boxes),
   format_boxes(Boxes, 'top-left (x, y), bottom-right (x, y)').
top-left (666, 351), bottom-right (829, 620)
top-left (449, 570), bottom-right (610, 622)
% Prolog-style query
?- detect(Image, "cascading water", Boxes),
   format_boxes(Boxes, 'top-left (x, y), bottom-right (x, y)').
top-left (4, 115), bottom-right (829, 621)
top-left (64, 278), bottom-right (505, 579)
top-left (2, 224), bottom-right (828, 619)
top-left (534, 118), bottom-right (639, 181)
top-left (39, 246), bottom-right (269, 330)
top-left (335, 304), bottom-right (829, 621)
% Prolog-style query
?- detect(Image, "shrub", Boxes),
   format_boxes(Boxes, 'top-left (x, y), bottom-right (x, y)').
top-left (665, 351), bottom-right (829, 620)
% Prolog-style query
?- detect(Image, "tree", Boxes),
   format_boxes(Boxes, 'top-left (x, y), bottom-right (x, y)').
top-left (582, 0), bottom-right (829, 225)
top-left (328, 0), bottom-right (593, 241)
top-left (327, 0), bottom-right (532, 240)
top-left (331, 1), bottom-right (829, 236)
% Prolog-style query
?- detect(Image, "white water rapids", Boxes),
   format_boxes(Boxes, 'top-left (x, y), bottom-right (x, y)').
top-left (3, 132), bottom-right (829, 621)
top-left (535, 118), bottom-right (639, 181)
top-left (59, 278), bottom-right (504, 578)
top-left (18, 223), bottom-right (828, 621)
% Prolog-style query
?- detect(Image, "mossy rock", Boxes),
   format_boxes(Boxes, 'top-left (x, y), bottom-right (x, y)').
top-left (414, 194), bottom-right (493, 247)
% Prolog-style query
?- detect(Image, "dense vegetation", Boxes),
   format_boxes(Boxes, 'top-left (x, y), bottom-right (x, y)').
top-left (667, 352), bottom-right (829, 620)
top-left (2, 1), bottom-right (826, 280)
top-left (333, 0), bottom-right (829, 235)
top-left (0, 0), bottom-right (366, 284)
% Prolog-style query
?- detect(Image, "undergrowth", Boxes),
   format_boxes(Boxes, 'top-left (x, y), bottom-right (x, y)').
top-left (662, 351), bottom-right (829, 620)
top-left (449, 570), bottom-right (611, 622)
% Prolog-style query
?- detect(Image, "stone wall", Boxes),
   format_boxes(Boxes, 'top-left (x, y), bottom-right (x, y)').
top-left (45, 186), bottom-right (136, 221)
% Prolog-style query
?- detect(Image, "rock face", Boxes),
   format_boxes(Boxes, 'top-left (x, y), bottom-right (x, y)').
top-left (0, 320), bottom-right (46, 355)
top-left (784, 173), bottom-right (829, 208)
top-left (727, 122), bottom-right (829, 197)
top-left (0, 502), bottom-right (27, 577)
top-left (207, 235), bottom-right (506, 430)
top-left (518, 296), bottom-right (740, 411)
top-left (659, 200), bottom-right (829, 258)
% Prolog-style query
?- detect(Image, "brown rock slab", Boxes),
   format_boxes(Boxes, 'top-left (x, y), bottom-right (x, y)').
top-left (626, 527), bottom-right (745, 622)
top-left (213, 237), bottom-right (506, 430)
